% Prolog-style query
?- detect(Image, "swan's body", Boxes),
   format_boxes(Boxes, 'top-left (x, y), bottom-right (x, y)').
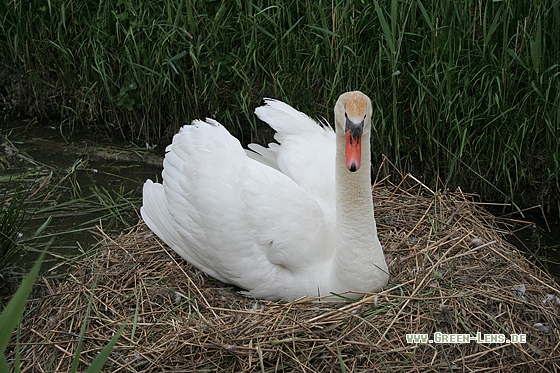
top-left (141, 92), bottom-right (389, 301)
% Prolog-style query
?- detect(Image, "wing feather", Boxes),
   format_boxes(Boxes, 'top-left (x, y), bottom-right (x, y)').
top-left (253, 99), bottom-right (336, 232)
top-left (141, 119), bottom-right (331, 295)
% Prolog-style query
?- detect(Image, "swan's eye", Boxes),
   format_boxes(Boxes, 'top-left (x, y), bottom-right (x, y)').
top-left (344, 112), bottom-right (348, 119)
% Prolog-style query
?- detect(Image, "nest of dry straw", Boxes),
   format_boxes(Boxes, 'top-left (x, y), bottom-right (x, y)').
top-left (11, 172), bottom-right (560, 372)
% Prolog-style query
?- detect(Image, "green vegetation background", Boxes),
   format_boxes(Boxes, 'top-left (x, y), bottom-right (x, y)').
top-left (1, 0), bottom-right (559, 208)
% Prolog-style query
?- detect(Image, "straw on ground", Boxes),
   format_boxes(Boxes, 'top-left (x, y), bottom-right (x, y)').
top-left (9, 164), bottom-right (560, 372)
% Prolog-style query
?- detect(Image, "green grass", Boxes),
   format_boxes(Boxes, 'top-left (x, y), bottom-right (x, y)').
top-left (0, 183), bottom-right (28, 270)
top-left (0, 253), bottom-right (44, 371)
top-left (1, 0), bottom-right (559, 207)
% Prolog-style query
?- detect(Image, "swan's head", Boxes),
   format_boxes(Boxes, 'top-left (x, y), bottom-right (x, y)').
top-left (334, 91), bottom-right (373, 172)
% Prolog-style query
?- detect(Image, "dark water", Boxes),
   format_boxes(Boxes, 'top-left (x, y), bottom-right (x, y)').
top-left (505, 214), bottom-right (560, 279)
top-left (1, 119), bottom-right (162, 288)
top-left (1, 119), bottom-right (559, 288)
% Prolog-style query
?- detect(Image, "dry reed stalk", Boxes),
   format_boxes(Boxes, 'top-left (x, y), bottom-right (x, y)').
top-left (8, 171), bottom-right (560, 372)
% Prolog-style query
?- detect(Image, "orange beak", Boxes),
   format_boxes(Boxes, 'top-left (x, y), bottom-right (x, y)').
top-left (345, 127), bottom-right (362, 172)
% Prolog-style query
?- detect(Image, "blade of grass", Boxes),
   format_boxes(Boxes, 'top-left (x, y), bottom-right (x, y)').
top-left (0, 252), bottom-right (45, 358)
top-left (85, 319), bottom-right (129, 373)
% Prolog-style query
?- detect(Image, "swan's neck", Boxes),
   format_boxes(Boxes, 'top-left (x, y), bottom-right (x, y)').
top-left (332, 133), bottom-right (387, 291)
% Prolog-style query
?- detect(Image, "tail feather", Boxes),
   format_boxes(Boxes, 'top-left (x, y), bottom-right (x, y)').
top-left (141, 180), bottom-right (185, 250)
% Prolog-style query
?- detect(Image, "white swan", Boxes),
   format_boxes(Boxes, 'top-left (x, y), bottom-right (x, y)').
top-left (141, 91), bottom-right (389, 301)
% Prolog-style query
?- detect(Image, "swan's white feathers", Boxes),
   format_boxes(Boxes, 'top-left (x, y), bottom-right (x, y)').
top-left (245, 143), bottom-right (280, 172)
top-left (253, 99), bottom-right (336, 231)
top-left (142, 118), bottom-right (331, 297)
top-left (142, 92), bottom-right (389, 300)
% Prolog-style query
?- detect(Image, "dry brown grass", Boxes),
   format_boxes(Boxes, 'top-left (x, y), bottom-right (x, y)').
top-left (10, 168), bottom-right (560, 372)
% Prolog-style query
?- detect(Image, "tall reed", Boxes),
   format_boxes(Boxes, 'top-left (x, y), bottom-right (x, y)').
top-left (1, 0), bottom-right (558, 206)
